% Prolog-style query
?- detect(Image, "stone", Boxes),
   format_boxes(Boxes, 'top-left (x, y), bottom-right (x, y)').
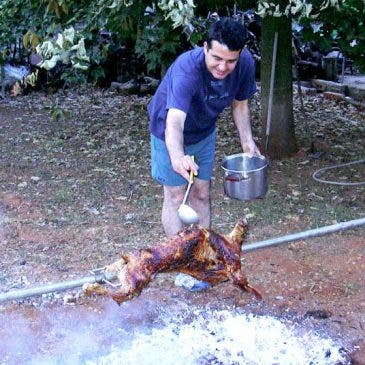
top-left (311, 79), bottom-right (347, 94)
top-left (347, 84), bottom-right (365, 102)
top-left (350, 339), bottom-right (365, 365)
top-left (323, 91), bottom-right (345, 102)
top-left (110, 80), bottom-right (139, 94)
top-left (304, 309), bottom-right (332, 319)
top-left (294, 85), bottom-right (317, 96)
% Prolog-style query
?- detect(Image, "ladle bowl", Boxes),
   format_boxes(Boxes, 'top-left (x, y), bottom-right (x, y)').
top-left (178, 204), bottom-right (199, 225)
top-left (178, 156), bottom-right (199, 225)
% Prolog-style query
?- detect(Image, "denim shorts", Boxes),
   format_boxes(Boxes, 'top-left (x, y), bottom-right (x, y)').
top-left (150, 131), bottom-right (216, 186)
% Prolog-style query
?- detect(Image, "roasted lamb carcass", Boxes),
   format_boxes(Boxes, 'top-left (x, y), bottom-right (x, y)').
top-left (84, 218), bottom-right (261, 304)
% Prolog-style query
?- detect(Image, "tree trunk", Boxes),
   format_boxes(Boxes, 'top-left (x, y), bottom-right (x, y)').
top-left (260, 13), bottom-right (298, 159)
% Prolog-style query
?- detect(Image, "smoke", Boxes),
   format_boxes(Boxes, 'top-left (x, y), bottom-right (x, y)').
top-left (0, 300), bottom-right (350, 365)
top-left (0, 312), bottom-right (37, 364)
top-left (0, 302), bottom-right (127, 365)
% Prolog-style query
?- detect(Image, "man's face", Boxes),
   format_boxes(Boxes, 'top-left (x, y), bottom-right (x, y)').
top-left (204, 40), bottom-right (241, 80)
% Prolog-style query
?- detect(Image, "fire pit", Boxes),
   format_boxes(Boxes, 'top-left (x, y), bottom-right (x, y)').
top-left (86, 308), bottom-right (349, 365)
top-left (0, 297), bottom-right (350, 365)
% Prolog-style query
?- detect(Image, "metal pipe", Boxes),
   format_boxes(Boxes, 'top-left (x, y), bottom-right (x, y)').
top-left (1, 218), bottom-right (364, 303)
top-left (0, 270), bottom-right (116, 303)
top-left (265, 31), bottom-right (278, 153)
top-left (243, 217), bottom-right (365, 252)
top-left (0, 276), bottom-right (96, 302)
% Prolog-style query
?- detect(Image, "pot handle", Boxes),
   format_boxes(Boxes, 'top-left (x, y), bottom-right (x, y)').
top-left (225, 174), bottom-right (250, 182)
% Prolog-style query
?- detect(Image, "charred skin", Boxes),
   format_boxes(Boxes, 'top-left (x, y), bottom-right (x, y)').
top-left (84, 218), bottom-right (261, 304)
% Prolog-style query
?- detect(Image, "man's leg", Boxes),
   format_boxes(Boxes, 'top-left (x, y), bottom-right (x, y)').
top-left (151, 132), bottom-right (215, 236)
top-left (162, 185), bottom-right (185, 237)
top-left (162, 179), bottom-right (211, 237)
top-left (189, 178), bottom-right (211, 230)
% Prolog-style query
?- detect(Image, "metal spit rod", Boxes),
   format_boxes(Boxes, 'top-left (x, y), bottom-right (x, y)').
top-left (0, 268), bottom-right (116, 303)
top-left (0, 217), bottom-right (364, 303)
top-left (243, 216), bottom-right (365, 252)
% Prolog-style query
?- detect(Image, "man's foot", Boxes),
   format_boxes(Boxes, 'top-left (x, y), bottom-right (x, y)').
top-left (174, 273), bottom-right (211, 292)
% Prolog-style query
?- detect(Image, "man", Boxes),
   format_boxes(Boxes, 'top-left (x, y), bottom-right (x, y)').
top-left (148, 17), bottom-right (260, 237)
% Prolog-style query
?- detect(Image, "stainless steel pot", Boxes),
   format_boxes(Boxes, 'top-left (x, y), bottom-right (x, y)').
top-left (222, 153), bottom-right (269, 201)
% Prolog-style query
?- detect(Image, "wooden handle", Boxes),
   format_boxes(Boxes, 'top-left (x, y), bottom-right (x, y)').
top-left (189, 155), bottom-right (195, 183)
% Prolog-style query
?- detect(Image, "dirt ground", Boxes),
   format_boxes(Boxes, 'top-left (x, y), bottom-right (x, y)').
top-left (0, 86), bottom-right (364, 363)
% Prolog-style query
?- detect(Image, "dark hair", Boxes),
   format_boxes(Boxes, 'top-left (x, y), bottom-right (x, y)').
top-left (207, 17), bottom-right (247, 51)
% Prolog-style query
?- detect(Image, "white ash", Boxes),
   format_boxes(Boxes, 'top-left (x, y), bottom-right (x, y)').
top-left (87, 309), bottom-right (349, 365)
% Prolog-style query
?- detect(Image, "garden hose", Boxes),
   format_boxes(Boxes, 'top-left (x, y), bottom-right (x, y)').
top-left (312, 158), bottom-right (365, 186)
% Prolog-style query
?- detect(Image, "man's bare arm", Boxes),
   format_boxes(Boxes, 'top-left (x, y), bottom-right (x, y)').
top-left (231, 99), bottom-right (261, 156)
top-left (165, 108), bottom-right (198, 181)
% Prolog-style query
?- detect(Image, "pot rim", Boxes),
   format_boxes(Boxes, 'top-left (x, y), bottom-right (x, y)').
top-left (222, 153), bottom-right (268, 174)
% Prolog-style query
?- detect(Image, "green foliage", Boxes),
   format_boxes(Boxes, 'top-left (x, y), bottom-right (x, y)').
top-left (36, 27), bottom-right (89, 70)
top-left (0, 0), bottom-right (364, 89)
top-left (135, 11), bottom-right (182, 76)
top-left (257, 0), bottom-right (365, 72)
top-left (50, 99), bottom-right (67, 122)
top-left (309, 0), bottom-right (365, 72)
top-left (0, 0), bottom-right (195, 86)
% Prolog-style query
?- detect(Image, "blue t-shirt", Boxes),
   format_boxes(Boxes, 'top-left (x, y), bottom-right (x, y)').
top-left (148, 47), bottom-right (257, 145)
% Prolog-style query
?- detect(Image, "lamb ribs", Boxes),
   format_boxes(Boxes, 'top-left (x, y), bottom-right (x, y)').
top-left (84, 218), bottom-right (261, 304)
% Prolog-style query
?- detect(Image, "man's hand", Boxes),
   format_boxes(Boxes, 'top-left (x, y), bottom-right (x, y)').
top-left (171, 155), bottom-right (198, 182)
top-left (242, 139), bottom-right (261, 157)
